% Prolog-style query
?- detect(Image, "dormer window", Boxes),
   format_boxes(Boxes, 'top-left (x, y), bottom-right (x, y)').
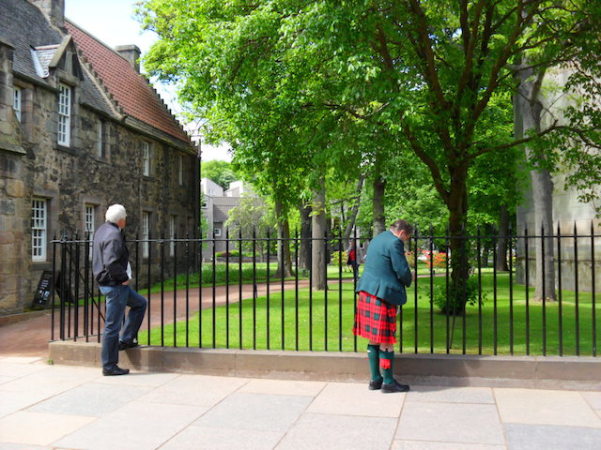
top-left (57, 84), bottom-right (71, 146)
top-left (13, 87), bottom-right (22, 122)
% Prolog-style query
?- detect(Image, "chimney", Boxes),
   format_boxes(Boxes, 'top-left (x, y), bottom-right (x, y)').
top-left (115, 45), bottom-right (141, 73)
top-left (31, 0), bottom-right (65, 28)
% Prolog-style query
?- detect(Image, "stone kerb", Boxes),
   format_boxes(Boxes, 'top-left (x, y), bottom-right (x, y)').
top-left (49, 341), bottom-right (601, 390)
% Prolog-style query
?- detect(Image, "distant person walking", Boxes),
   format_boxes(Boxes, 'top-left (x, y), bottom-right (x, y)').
top-left (353, 219), bottom-right (413, 393)
top-left (93, 204), bottom-right (147, 376)
top-left (346, 240), bottom-right (360, 281)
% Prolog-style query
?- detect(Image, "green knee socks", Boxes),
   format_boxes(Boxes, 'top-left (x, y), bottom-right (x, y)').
top-left (367, 344), bottom-right (382, 382)
top-left (379, 349), bottom-right (395, 384)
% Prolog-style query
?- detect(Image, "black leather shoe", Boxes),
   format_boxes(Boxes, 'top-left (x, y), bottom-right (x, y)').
top-left (102, 366), bottom-right (130, 376)
top-left (369, 378), bottom-right (383, 390)
top-left (119, 341), bottom-right (139, 351)
top-left (381, 380), bottom-right (410, 393)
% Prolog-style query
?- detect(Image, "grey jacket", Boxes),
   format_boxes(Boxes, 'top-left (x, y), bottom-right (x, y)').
top-left (92, 222), bottom-right (129, 286)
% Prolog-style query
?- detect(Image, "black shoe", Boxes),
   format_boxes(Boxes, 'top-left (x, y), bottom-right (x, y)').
top-left (102, 366), bottom-right (130, 376)
top-left (381, 380), bottom-right (410, 393)
top-left (119, 341), bottom-right (139, 351)
top-left (369, 378), bottom-right (383, 390)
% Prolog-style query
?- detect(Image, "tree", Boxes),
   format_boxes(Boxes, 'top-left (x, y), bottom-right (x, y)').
top-left (201, 161), bottom-right (239, 190)
top-left (224, 195), bottom-right (273, 258)
top-left (139, 1), bottom-right (601, 311)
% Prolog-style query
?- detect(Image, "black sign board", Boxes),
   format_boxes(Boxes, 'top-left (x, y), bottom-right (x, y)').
top-left (32, 270), bottom-right (54, 308)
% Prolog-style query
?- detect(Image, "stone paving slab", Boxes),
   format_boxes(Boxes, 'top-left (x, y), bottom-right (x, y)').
top-left (54, 401), bottom-right (206, 450)
top-left (307, 381), bottom-right (405, 417)
top-left (93, 370), bottom-right (180, 387)
top-left (194, 392), bottom-right (312, 432)
top-left (160, 426), bottom-right (284, 450)
top-left (29, 382), bottom-right (151, 416)
top-left (0, 389), bottom-right (57, 419)
top-left (396, 402), bottom-right (505, 445)
top-left (276, 413), bottom-right (397, 450)
top-left (581, 391), bottom-right (601, 410)
top-left (0, 411), bottom-right (95, 446)
top-left (391, 441), bottom-right (506, 450)
top-left (494, 388), bottom-right (601, 428)
top-left (406, 385), bottom-right (494, 404)
top-left (504, 423), bottom-right (601, 450)
top-left (140, 374), bottom-right (248, 407)
top-left (239, 378), bottom-right (326, 397)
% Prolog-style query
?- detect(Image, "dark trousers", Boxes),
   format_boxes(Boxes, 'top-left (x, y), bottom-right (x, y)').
top-left (99, 285), bottom-right (147, 370)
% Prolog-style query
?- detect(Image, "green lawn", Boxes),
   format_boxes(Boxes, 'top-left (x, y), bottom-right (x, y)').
top-left (144, 261), bottom-right (442, 293)
top-left (138, 273), bottom-right (600, 356)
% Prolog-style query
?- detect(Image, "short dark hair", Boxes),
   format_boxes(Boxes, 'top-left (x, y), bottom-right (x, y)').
top-left (389, 219), bottom-right (413, 236)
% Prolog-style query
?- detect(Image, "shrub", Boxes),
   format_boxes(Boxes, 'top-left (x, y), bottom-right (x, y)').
top-left (423, 250), bottom-right (447, 269)
top-left (433, 276), bottom-right (483, 315)
top-left (330, 250), bottom-right (348, 266)
top-left (215, 250), bottom-right (241, 258)
top-left (405, 251), bottom-right (416, 267)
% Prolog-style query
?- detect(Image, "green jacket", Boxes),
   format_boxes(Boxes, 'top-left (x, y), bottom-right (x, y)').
top-left (356, 230), bottom-right (412, 306)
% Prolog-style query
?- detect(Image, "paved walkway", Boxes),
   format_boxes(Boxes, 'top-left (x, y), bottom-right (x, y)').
top-left (0, 356), bottom-right (600, 449)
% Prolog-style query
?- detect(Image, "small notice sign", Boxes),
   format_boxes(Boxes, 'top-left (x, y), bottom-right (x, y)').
top-left (32, 270), bottom-right (54, 308)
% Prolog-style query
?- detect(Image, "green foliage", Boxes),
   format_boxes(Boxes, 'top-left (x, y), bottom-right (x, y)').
top-left (201, 161), bottom-right (239, 190)
top-left (434, 277), bottom-right (482, 316)
top-left (330, 250), bottom-right (348, 267)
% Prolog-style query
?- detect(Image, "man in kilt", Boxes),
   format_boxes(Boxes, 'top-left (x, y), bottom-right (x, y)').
top-left (353, 219), bottom-right (413, 393)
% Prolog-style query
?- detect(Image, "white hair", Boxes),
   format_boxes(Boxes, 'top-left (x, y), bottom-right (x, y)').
top-left (105, 204), bottom-right (127, 223)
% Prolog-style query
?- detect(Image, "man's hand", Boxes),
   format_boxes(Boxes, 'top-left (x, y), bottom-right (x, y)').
top-left (122, 280), bottom-right (130, 286)
top-left (412, 270), bottom-right (417, 281)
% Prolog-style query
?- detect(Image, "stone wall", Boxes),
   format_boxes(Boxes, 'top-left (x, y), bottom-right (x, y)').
top-left (0, 40), bottom-right (32, 314)
top-left (0, 42), bottom-right (198, 315)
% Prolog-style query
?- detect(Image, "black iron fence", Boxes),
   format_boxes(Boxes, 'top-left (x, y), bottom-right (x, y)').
top-left (49, 224), bottom-right (600, 357)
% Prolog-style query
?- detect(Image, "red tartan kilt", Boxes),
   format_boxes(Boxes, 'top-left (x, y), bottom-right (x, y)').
top-left (353, 291), bottom-right (398, 344)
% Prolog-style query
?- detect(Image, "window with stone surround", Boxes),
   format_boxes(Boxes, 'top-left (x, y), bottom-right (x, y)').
top-left (57, 84), bottom-right (71, 146)
top-left (13, 86), bottom-right (22, 122)
top-left (97, 121), bottom-right (105, 158)
top-left (169, 215), bottom-right (176, 256)
top-left (31, 199), bottom-right (47, 262)
top-left (142, 141), bottom-right (151, 176)
top-left (178, 154), bottom-right (184, 185)
top-left (142, 211), bottom-right (150, 258)
top-left (85, 204), bottom-right (96, 259)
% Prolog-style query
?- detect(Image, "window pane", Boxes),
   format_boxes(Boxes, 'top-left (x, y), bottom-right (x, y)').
top-left (142, 142), bottom-right (150, 176)
top-left (142, 212), bottom-right (150, 257)
top-left (31, 199), bottom-right (47, 261)
top-left (13, 87), bottom-right (21, 122)
top-left (58, 85), bottom-right (71, 146)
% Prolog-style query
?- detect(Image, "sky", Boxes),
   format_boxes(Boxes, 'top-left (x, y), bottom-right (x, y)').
top-left (65, 0), bottom-right (231, 161)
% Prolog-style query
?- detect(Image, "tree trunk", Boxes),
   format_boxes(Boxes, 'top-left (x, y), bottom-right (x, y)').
top-left (445, 166), bottom-right (471, 316)
top-left (496, 205), bottom-right (510, 271)
top-left (274, 198), bottom-right (292, 278)
top-left (343, 176), bottom-right (364, 248)
top-left (372, 174), bottom-right (386, 237)
top-left (515, 66), bottom-right (556, 301)
top-left (298, 203), bottom-right (312, 270)
top-left (311, 180), bottom-right (327, 290)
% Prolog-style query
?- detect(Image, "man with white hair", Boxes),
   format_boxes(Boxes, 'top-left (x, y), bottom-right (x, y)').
top-left (93, 204), bottom-right (147, 376)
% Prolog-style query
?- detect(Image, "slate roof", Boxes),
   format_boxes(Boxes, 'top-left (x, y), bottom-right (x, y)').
top-left (0, 0), bottom-right (190, 143)
top-left (0, 0), bottom-right (114, 116)
top-left (0, 0), bottom-right (62, 81)
top-left (65, 20), bottom-right (190, 143)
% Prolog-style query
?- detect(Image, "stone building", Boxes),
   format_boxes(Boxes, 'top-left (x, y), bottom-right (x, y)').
top-left (516, 68), bottom-right (601, 293)
top-left (0, 0), bottom-right (200, 314)
top-left (200, 178), bottom-right (256, 256)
